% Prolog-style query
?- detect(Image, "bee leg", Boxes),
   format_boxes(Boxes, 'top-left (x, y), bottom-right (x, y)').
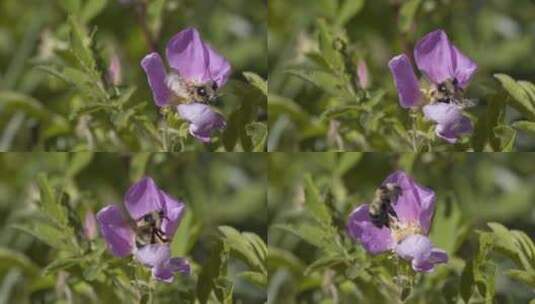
top-left (154, 229), bottom-right (169, 243)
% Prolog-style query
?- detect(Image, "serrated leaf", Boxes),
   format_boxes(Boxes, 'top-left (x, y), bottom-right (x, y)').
top-left (494, 74), bottom-right (535, 119)
top-left (304, 175), bottom-right (331, 224)
top-left (398, 0), bottom-right (422, 33)
top-left (243, 72), bottom-right (267, 96)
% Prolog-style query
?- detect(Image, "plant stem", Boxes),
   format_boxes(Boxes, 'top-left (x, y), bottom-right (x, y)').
top-left (410, 110), bottom-right (418, 152)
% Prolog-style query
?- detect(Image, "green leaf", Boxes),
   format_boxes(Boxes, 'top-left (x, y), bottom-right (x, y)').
top-left (398, 0), bottom-right (422, 33)
top-left (512, 120), bottom-right (535, 135)
top-left (36, 174), bottom-right (68, 227)
top-left (196, 241), bottom-right (228, 304)
top-left (492, 125), bottom-right (516, 151)
top-left (494, 74), bottom-right (535, 119)
top-left (67, 152), bottom-right (93, 177)
top-left (246, 122), bottom-right (267, 152)
top-left (336, 0), bottom-right (365, 27)
top-left (239, 271), bottom-right (267, 287)
top-left (0, 247), bottom-right (39, 277)
top-left (218, 226), bottom-right (266, 274)
top-left (129, 153), bottom-right (151, 182)
top-left (286, 68), bottom-right (346, 96)
top-left (304, 175), bottom-right (331, 224)
top-left (317, 19), bottom-right (344, 72)
top-left (304, 254), bottom-right (346, 275)
top-left (81, 0), bottom-right (107, 23)
top-left (243, 72), bottom-right (267, 96)
top-left (334, 153), bottom-right (362, 176)
top-left (68, 15), bottom-right (97, 73)
top-left (505, 270), bottom-right (535, 288)
top-left (273, 223), bottom-right (328, 249)
top-left (460, 258), bottom-right (474, 303)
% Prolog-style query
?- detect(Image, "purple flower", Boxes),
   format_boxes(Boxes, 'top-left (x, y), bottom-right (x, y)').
top-left (177, 103), bottom-right (226, 143)
top-left (135, 244), bottom-right (190, 283)
top-left (423, 103), bottom-right (473, 143)
top-left (96, 177), bottom-right (189, 282)
top-left (388, 29), bottom-right (476, 143)
top-left (347, 171), bottom-right (448, 272)
top-left (140, 27), bottom-right (231, 142)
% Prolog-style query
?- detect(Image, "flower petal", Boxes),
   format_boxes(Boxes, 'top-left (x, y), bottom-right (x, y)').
top-left (383, 171), bottom-right (435, 234)
top-left (152, 257), bottom-right (190, 283)
top-left (395, 235), bottom-right (448, 272)
top-left (388, 54), bottom-right (422, 108)
top-left (166, 28), bottom-right (210, 84)
top-left (395, 234), bottom-right (432, 261)
top-left (159, 190), bottom-right (186, 239)
top-left (177, 103), bottom-right (226, 143)
top-left (450, 45), bottom-right (477, 89)
top-left (96, 205), bottom-right (135, 257)
top-left (141, 52), bottom-right (170, 107)
top-left (414, 29), bottom-right (453, 85)
top-left (134, 244), bottom-right (171, 267)
top-left (167, 257), bottom-right (191, 274)
top-left (424, 103), bottom-right (473, 144)
top-left (124, 177), bottom-right (163, 220)
top-left (347, 204), bottom-right (394, 254)
top-left (205, 44), bottom-right (231, 88)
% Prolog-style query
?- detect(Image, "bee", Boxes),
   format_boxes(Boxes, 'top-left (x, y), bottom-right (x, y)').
top-left (368, 183), bottom-right (402, 229)
top-left (135, 210), bottom-right (170, 246)
top-left (165, 73), bottom-right (219, 105)
top-left (428, 78), bottom-right (477, 108)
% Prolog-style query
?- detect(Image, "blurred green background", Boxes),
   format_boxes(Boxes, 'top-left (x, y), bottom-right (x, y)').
top-left (268, 153), bottom-right (535, 303)
top-left (0, 0), bottom-right (266, 151)
top-left (268, 0), bottom-right (535, 151)
top-left (0, 152), bottom-right (267, 303)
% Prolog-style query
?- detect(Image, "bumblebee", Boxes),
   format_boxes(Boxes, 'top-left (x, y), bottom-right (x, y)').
top-left (135, 210), bottom-right (169, 246)
top-left (368, 183), bottom-right (402, 229)
top-left (165, 73), bottom-right (219, 105)
top-left (428, 78), bottom-right (477, 108)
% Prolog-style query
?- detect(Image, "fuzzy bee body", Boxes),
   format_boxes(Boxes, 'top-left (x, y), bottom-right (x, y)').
top-left (166, 73), bottom-right (219, 105)
top-left (368, 183), bottom-right (402, 229)
top-left (135, 210), bottom-right (169, 246)
top-left (429, 78), bottom-right (477, 108)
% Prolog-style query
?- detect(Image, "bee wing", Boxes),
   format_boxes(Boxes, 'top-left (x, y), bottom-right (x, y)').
top-left (460, 98), bottom-right (478, 108)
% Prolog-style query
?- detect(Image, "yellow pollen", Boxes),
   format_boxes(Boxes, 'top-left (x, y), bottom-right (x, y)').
top-left (390, 219), bottom-right (423, 243)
